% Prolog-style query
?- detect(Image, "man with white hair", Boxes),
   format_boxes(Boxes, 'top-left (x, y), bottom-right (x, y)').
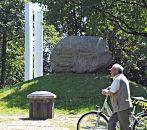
top-left (102, 63), bottom-right (132, 130)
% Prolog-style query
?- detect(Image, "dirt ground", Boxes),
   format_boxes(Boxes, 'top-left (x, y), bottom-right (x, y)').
top-left (0, 114), bottom-right (80, 130)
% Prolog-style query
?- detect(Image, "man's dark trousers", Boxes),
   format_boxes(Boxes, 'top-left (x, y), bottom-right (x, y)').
top-left (108, 109), bottom-right (131, 130)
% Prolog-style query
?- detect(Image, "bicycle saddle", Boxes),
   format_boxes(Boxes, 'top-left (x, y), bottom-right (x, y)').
top-left (131, 97), bottom-right (147, 105)
top-left (131, 97), bottom-right (144, 101)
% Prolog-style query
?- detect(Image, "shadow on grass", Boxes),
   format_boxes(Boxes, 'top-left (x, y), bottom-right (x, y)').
top-left (19, 117), bottom-right (30, 120)
top-left (19, 117), bottom-right (50, 121)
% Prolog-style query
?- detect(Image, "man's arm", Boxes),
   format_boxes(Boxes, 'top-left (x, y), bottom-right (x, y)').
top-left (101, 89), bottom-right (115, 96)
top-left (102, 78), bottom-right (120, 96)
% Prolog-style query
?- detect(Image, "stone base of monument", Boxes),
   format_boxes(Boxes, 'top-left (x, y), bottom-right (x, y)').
top-left (27, 91), bottom-right (56, 120)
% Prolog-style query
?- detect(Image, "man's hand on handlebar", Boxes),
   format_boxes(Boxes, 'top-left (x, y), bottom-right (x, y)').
top-left (101, 89), bottom-right (109, 95)
top-left (101, 86), bottom-right (115, 96)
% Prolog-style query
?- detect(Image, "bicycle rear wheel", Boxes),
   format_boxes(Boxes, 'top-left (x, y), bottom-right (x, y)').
top-left (132, 113), bottom-right (147, 130)
top-left (77, 111), bottom-right (108, 130)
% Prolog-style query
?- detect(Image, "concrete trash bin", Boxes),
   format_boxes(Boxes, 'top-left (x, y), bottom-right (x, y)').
top-left (27, 91), bottom-right (56, 120)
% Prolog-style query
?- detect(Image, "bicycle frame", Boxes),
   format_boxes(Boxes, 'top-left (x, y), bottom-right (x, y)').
top-left (97, 96), bottom-right (112, 117)
top-left (96, 96), bottom-right (146, 129)
top-left (77, 95), bottom-right (147, 130)
top-left (129, 100), bottom-right (147, 128)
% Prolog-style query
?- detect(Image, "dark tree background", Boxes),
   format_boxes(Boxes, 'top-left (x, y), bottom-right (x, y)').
top-left (0, 0), bottom-right (146, 87)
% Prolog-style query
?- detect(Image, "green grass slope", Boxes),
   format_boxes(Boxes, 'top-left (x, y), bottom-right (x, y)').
top-left (0, 74), bottom-right (147, 115)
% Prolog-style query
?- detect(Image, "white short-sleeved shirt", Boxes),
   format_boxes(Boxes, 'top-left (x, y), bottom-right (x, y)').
top-left (110, 74), bottom-right (123, 93)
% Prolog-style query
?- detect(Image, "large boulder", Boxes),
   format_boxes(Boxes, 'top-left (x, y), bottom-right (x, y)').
top-left (50, 36), bottom-right (112, 73)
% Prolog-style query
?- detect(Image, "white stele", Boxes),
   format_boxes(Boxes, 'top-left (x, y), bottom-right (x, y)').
top-left (25, 2), bottom-right (43, 81)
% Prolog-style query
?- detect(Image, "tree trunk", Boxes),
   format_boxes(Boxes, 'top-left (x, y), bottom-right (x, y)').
top-left (0, 32), bottom-right (7, 88)
top-left (0, 34), bottom-right (2, 88)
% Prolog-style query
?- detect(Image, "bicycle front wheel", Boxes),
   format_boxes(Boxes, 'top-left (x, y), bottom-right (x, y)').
top-left (132, 113), bottom-right (147, 130)
top-left (77, 111), bottom-right (108, 130)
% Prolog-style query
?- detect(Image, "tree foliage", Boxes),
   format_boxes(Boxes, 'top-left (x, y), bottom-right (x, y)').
top-left (0, 0), bottom-right (146, 86)
top-left (33, 0), bottom-right (147, 38)
top-left (43, 23), bottom-right (60, 74)
top-left (91, 0), bottom-right (147, 37)
top-left (43, 23), bottom-right (60, 47)
top-left (0, 0), bottom-right (24, 87)
top-left (6, 38), bottom-right (24, 85)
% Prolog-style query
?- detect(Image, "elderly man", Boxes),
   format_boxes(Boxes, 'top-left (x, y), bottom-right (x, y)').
top-left (102, 63), bottom-right (132, 130)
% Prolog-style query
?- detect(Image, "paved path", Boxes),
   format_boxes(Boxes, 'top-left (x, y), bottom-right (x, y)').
top-left (0, 114), bottom-right (80, 130)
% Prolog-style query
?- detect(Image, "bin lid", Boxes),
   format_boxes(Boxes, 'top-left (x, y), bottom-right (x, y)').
top-left (27, 91), bottom-right (56, 99)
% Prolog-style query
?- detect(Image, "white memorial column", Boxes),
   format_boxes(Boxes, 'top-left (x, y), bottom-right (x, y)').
top-left (34, 10), bottom-right (43, 78)
top-left (24, 2), bottom-right (34, 81)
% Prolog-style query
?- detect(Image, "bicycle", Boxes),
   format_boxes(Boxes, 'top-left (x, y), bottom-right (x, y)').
top-left (131, 97), bottom-right (147, 130)
top-left (77, 96), bottom-right (147, 130)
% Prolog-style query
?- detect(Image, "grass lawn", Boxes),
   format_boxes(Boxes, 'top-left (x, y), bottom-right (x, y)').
top-left (0, 73), bottom-right (147, 116)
